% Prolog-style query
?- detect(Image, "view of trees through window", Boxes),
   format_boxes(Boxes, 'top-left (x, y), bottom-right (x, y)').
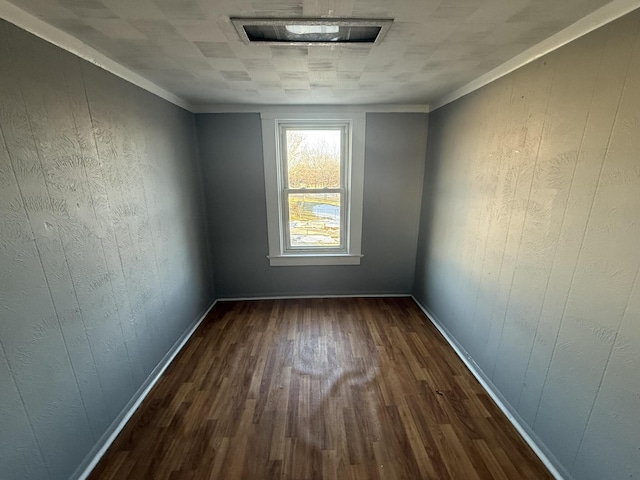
top-left (285, 129), bottom-right (342, 248)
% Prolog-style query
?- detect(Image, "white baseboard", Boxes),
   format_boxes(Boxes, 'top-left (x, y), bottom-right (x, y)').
top-left (72, 295), bottom-right (562, 479)
top-left (217, 293), bottom-right (412, 301)
top-left (410, 296), bottom-right (570, 480)
top-left (72, 300), bottom-right (217, 480)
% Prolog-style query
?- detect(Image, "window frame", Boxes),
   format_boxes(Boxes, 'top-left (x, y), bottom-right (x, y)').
top-left (261, 109), bottom-right (365, 266)
top-left (280, 121), bottom-right (348, 254)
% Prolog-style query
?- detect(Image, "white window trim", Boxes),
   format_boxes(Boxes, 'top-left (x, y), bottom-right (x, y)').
top-left (261, 109), bottom-right (365, 267)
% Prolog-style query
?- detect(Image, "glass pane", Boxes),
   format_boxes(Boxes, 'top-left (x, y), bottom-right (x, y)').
top-left (286, 129), bottom-right (341, 188)
top-left (288, 193), bottom-right (341, 247)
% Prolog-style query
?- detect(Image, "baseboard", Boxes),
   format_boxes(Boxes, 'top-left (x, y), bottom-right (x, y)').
top-left (72, 295), bottom-right (563, 479)
top-left (410, 296), bottom-right (570, 480)
top-left (217, 293), bottom-right (412, 301)
top-left (72, 299), bottom-right (218, 480)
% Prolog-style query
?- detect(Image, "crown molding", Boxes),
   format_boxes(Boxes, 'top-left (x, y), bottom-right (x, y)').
top-left (431, 0), bottom-right (640, 111)
top-left (4, 0), bottom-right (636, 115)
top-left (191, 103), bottom-right (430, 114)
top-left (0, 0), bottom-right (193, 112)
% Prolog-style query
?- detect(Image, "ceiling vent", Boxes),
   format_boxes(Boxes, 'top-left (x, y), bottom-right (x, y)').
top-left (231, 18), bottom-right (393, 46)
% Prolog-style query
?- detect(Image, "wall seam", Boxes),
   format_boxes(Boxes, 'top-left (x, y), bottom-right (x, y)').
top-left (13, 59), bottom-right (102, 445)
top-left (530, 26), bottom-right (637, 430)
top-left (71, 60), bottom-right (140, 406)
top-left (466, 79), bottom-right (518, 352)
top-left (481, 81), bottom-right (525, 364)
top-left (78, 61), bottom-right (147, 385)
top-left (192, 114), bottom-right (216, 301)
top-left (515, 31), bottom-right (607, 411)
top-left (570, 261), bottom-right (640, 472)
top-left (566, 31), bottom-right (640, 468)
top-left (80, 64), bottom-right (155, 375)
top-left (489, 65), bottom-right (557, 379)
top-left (130, 97), bottom-right (171, 357)
top-left (0, 117), bottom-right (52, 480)
top-left (406, 113), bottom-right (429, 293)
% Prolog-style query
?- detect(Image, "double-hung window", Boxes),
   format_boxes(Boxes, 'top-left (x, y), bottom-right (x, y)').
top-left (261, 110), bottom-right (365, 266)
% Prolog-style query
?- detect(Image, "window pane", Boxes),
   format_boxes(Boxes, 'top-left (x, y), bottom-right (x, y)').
top-left (288, 193), bottom-right (341, 247)
top-left (286, 129), bottom-right (341, 189)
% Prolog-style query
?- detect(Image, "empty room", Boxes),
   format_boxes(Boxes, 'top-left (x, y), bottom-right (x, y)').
top-left (1, 0), bottom-right (639, 479)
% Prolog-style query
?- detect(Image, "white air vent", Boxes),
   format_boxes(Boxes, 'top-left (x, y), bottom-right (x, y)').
top-left (231, 18), bottom-right (393, 46)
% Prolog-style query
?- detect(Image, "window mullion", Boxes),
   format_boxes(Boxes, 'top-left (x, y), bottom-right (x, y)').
top-left (285, 188), bottom-right (343, 194)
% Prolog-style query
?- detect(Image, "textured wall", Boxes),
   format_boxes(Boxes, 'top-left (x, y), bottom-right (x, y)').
top-left (414, 10), bottom-right (640, 480)
top-left (197, 112), bottom-right (427, 298)
top-left (0, 20), bottom-right (212, 480)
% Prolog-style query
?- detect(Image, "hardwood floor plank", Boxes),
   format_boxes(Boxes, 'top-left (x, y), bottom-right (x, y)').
top-left (89, 298), bottom-right (553, 479)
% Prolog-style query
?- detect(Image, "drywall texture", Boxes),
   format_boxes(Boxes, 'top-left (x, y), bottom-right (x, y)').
top-left (414, 10), bottom-right (640, 480)
top-left (198, 112), bottom-right (427, 298)
top-left (0, 20), bottom-right (212, 480)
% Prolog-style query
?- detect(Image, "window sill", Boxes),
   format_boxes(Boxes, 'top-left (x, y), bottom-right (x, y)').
top-left (267, 254), bottom-right (363, 266)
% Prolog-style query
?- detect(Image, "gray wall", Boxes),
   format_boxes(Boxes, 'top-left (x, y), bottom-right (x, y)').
top-left (0, 20), bottom-right (212, 480)
top-left (197, 112), bottom-right (427, 298)
top-left (414, 10), bottom-right (640, 480)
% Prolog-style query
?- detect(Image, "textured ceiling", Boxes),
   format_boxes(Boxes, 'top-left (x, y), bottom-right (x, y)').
top-left (7, 0), bottom-right (614, 106)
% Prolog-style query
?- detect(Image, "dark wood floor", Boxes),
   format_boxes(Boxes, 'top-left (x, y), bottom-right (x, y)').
top-left (89, 297), bottom-right (553, 479)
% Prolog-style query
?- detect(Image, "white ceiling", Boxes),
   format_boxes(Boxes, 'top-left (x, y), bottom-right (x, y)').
top-left (2, 0), bottom-right (627, 107)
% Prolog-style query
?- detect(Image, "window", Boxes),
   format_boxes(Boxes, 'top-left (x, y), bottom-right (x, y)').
top-left (261, 109), bottom-right (365, 266)
top-left (281, 124), bottom-right (345, 252)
